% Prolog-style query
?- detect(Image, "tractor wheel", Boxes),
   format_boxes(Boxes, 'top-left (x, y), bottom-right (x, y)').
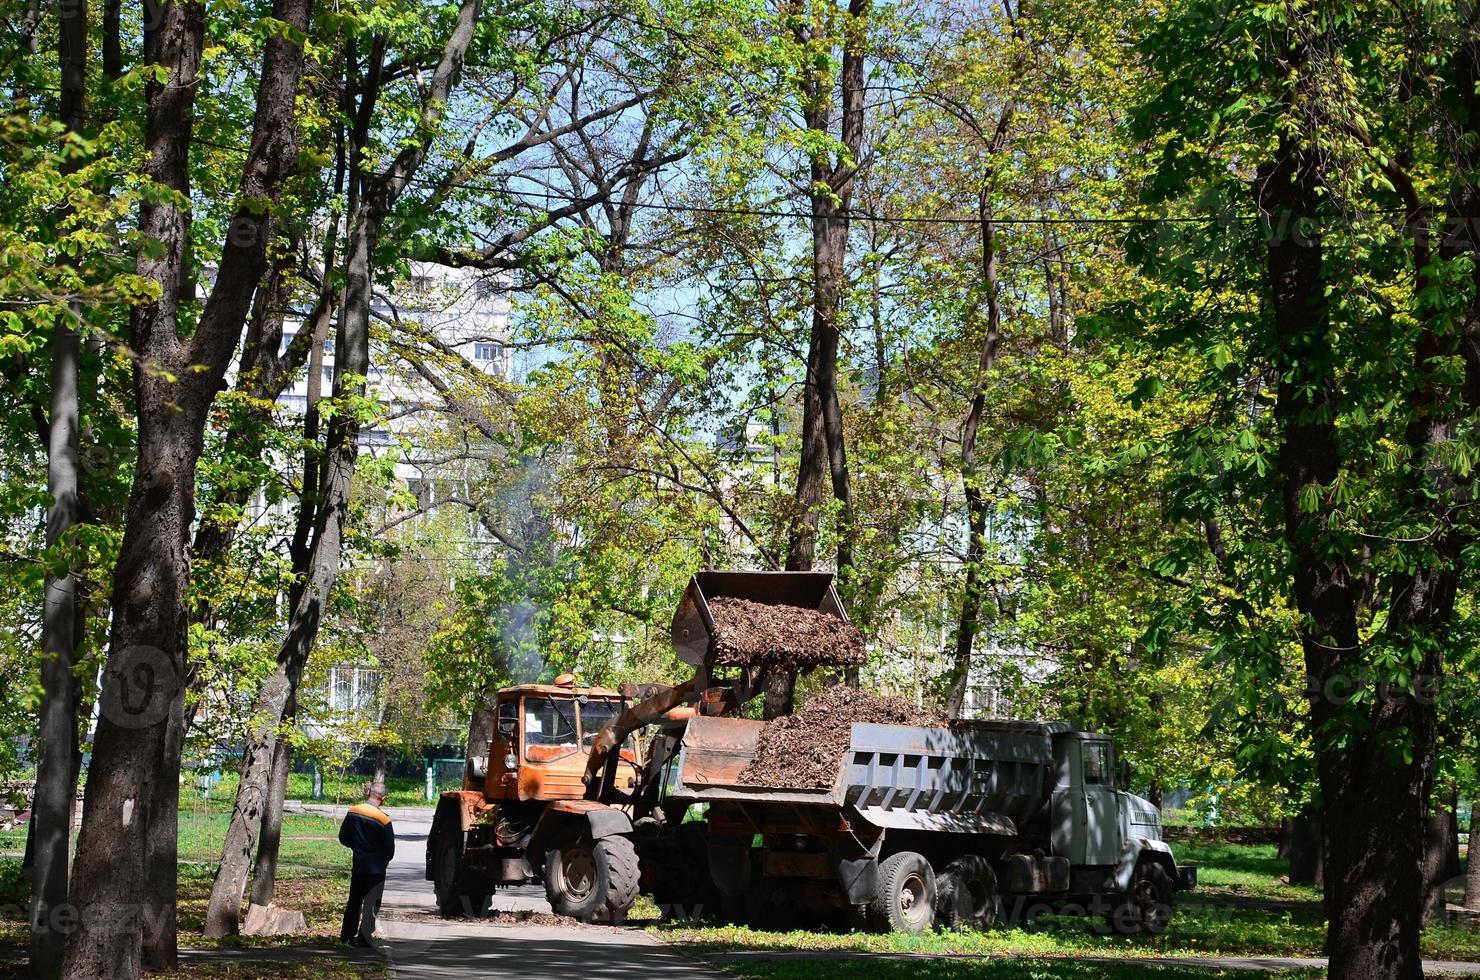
top-left (867, 851), bottom-right (936, 934)
top-left (544, 832), bottom-right (641, 923)
top-left (936, 855), bottom-right (1000, 932)
top-left (432, 831), bottom-right (487, 918)
top-left (1107, 861), bottom-right (1174, 935)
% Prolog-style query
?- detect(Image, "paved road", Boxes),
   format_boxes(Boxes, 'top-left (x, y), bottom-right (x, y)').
top-left (307, 805), bottom-right (718, 980)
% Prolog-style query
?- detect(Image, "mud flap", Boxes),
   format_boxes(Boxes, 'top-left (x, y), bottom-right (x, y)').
top-left (708, 836), bottom-right (752, 897)
top-left (836, 854), bottom-right (878, 905)
top-left (585, 807), bottom-right (633, 841)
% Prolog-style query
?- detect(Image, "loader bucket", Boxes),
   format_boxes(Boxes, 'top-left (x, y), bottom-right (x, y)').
top-left (671, 570), bottom-right (850, 667)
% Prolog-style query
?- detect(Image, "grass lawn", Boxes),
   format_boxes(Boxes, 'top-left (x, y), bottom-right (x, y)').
top-left (190, 772), bottom-right (432, 810)
top-left (0, 856), bottom-right (385, 976)
top-left (0, 963), bottom-right (385, 980)
top-left (651, 838), bottom-right (1480, 968)
top-left (1173, 842), bottom-right (1322, 904)
top-left (0, 809), bottom-right (352, 873)
top-left (716, 960), bottom-right (1323, 980)
top-left (177, 810), bottom-right (351, 871)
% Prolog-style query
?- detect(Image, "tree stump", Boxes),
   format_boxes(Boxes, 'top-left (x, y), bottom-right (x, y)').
top-left (241, 903), bottom-right (307, 936)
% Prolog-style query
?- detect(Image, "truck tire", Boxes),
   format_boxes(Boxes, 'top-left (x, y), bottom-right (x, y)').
top-left (431, 830), bottom-right (488, 918)
top-left (867, 851), bottom-right (936, 934)
top-left (544, 832), bottom-right (641, 923)
top-left (1107, 861), bottom-right (1174, 935)
top-left (936, 855), bottom-right (999, 932)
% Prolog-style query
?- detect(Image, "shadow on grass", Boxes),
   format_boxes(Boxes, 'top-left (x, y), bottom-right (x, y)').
top-left (709, 956), bottom-right (1323, 980)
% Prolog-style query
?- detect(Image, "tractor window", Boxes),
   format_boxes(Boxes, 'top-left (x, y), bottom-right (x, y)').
top-left (495, 700), bottom-right (517, 743)
top-left (1083, 741), bottom-right (1113, 787)
top-left (523, 697), bottom-right (578, 763)
top-left (578, 699), bottom-right (625, 751)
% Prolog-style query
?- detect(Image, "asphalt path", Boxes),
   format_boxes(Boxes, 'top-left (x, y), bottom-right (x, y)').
top-left (297, 805), bottom-right (721, 980)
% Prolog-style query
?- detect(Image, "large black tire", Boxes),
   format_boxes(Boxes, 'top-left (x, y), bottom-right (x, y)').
top-left (935, 855), bottom-right (999, 932)
top-left (1107, 861), bottom-right (1174, 935)
top-left (867, 851), bottom-right (936, 934)
top-left (544, 832), bottom-right (641, 923)
top-left (431, 830), bottom-right (488, 918)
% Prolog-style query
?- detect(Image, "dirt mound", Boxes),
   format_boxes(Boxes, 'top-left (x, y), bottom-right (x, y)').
top-left (707, 597), bottom-right (866, 668)
top-left (737, 685), bottom-right (947, 789)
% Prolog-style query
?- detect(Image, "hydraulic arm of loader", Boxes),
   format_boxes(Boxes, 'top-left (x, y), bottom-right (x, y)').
top-left (583, 676), bottom-right (702, 801)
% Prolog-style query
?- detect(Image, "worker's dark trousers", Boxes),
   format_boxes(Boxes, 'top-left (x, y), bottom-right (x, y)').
top-left (341, 867), bottom-right (386, 943)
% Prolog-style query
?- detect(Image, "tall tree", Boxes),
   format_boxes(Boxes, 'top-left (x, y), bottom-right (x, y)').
top-left (783, 0), bottom-right (867, 579)
top-left (62, 0), bottom-right (313, 972)
top-left (1128, 2), bottom-right (1480, 975)
top-left (31, 2), bottom-right (87, 974)
top-left (752, 0), bottom-right (870, 719)
top-left (204, 0), bottom-right (484, 935)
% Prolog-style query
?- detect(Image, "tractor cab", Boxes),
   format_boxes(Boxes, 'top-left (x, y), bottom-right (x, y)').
top-left (478, 675), bottom-right (639, 802)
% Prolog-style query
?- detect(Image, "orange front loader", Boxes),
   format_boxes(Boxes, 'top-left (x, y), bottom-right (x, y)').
top-left (426, 570), bottom-right (853, 922)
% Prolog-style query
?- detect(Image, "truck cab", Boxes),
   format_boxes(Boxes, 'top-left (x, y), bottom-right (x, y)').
top-left (1050, 730), bottom-right (1196, 902)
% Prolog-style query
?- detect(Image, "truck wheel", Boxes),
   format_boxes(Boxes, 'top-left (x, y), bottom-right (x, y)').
top-left (544, 832), bottom-right (641, 923)
top-left (867, 851), bottom-right (936, 934)
top-left (1108, 861), bottom-right (1174, 935)
top-left (936, 855), bottom-right (999, 932)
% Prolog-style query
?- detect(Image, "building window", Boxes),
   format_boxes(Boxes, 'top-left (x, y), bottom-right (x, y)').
top-left (474, 342), bottom-right (502, 362)
top-left (329, 666), bottom-right (380, 714)
top-left (323, 337), bottom-right (334, 353)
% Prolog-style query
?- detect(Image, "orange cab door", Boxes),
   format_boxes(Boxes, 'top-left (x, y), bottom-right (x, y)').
top-left (487, 697), bottom-right (519, 799)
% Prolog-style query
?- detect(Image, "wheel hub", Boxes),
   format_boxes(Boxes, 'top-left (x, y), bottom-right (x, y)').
top-left (563, 845), bottom-right (597, 902)
top-left (899, 872), bottom-right (927, 923)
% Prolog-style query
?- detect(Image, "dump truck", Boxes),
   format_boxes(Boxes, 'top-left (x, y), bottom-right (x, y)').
top-left (667, 714), bottom-right (1197, 933)
top-left (427, 569), bottom-right (1196, 934)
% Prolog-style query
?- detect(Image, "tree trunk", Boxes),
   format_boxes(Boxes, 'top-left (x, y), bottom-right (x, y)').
top-left (31, 306), bottom-right (84, 980)
top-left (463, 690), bottom-right (496, 785)
top-left (1287, 807), bottom-right (1323, 889)
top-left (774, 1), bottom-right (868, 720)
top-left (1465, 805), bottom-right (1480, 912)
top-left (786, 318), bottom-right (830, 576)
top-left (373, 746), bottom-right (389, 786)
top-left (1423, 785), bottom-right (1459, 924)
top-left (204, 0), bottom-right (482, 935)
top-left (1260, 140), bottom-right (1429, 980)
top-left (63, 0), bottom-right (310, 970)
top-left (141, 693), bottom-right (186, 969)
top-left (192, 256), bottom-right (322, 568)
top-left (782, 0), bottom-right (867, 581)
top-left (248, 696), bottom-right (294, 908)
top-left (945, 484), bottom-right (989, 717)
top-left (61, 7), bottom-right (205, 974)
top-left (945, 192), bottom-right (1004, 718)
top-left (761, 670), bottom-right (795, 722)
top-left (32, 6), bottom-right (87, 975)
